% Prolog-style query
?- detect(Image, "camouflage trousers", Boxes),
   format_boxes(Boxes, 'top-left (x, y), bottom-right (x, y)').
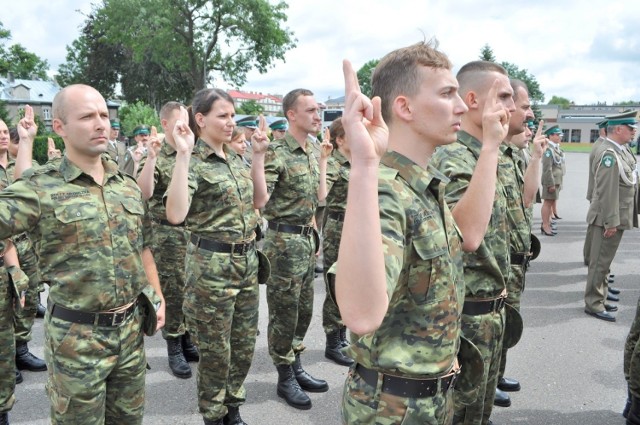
top-left (152, 224), bottom-right (188, 339)
top-left (183, 242), bottom-right (260, 421)
top-left (342, 367), bottom-right (454, 424)
top-left (44, 305), bottom-right (147, 425)
top-left (14, 235), bottom-right (42, 342)
top-left (499, 264), bottom-right (524, 380)
top-left (453, 309), bottom-right (505, 425)
top-left (625, 297), bottom-right (640, 397)
top-left (322, 216), bottom-right (344, 335)
top-left (264, 229), bottom-right (316, 365)
top-left (0, 271), bottom-right (16, 413)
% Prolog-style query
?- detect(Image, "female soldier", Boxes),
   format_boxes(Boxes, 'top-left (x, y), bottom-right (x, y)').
top-left (321, 118), bottom-right (354, 367)
top-left (165, 89), bottom-right (267, 425)
top-left (541, 125), bottom-right (566, 235)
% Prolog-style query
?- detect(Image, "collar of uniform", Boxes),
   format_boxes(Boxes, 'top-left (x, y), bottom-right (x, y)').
top-left (500, 143), bottom-right (513, 157)
top-left (160, 141), bottom-right (177, 156)
top-left (381, 150), bottom-right (446, 195)
top-left (548, 140), bottom-right (558, 149)
top-left (195, 139), bottom-right (236, 161)
top-left (333, 149), bottom-right (349, 166)
top-left (457, 130), bottom-right (483, 160)
top-left (283, 133), bottom-right (309, 153)
top-left (605, 137), bottom-right (626, 151)
top-left (59, 154), bottom-right (121, 182)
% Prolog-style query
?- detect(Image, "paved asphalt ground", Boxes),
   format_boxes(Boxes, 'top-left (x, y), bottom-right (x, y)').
top-left (9, 151), bottom-right (639, 424)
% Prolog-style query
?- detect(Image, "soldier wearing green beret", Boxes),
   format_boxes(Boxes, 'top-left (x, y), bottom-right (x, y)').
top-left (269, 119), bottom-right (287, 140)
top-left (584, 111), bottom-right (638, 322)
top-left (107, 119), bottom-right (127, 169)
top-left (121, 125), bottom-right (151, 177)
top-left (236, 116), bottom-right (258, 165)
top-left (540, 125), bottom-right (566, 235)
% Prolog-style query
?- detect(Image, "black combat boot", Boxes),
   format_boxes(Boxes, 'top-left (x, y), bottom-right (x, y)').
top-left (275, 364), bottom-right (311, 410)
top-left (293, 354), bottom-right (329, 392)
top-left (624, 388), bottom-right (632, 418)
top-left (339, 326), bottom-right (350, 348)
top-left (36, 302), bottom-right (46, 319)
top-left (224, 406), bottom-right (248, 425)
top-left (166, 338), bottom-right (192, 379)
top-left (493, 388), bottom-right (511, 407)
top-left (203, 418), bottom-right (224, 425)
top-left (0, 411), bottom-right (8, 425)
top-left (15, 341), bottom-right (46, 371)
top-left (182, 332), bottom-right (200, 362)
top-left (15, 369), bottom-right (22, 385)
top-left (325, 330), bottom-right (354, 366)
top-left (628, 395), bottom-right (640, 425)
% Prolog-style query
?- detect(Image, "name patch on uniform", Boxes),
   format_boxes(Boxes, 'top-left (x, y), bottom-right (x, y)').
top-left (601, 155), bottom-right (616, 168)
top-left (51, 190), bottom-right (91, 201)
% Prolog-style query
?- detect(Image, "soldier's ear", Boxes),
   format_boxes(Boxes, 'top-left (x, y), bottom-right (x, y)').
top-left (52, 118), bottom-right (66, 137)
top-left (392, 95), bottom-right (412, 122)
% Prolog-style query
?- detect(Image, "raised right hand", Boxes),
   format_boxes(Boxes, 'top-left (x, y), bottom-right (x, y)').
top-left (252, 114), bottom-right (270, 154)
top-left (482, 79), bottom-right (511, 148)
top-left (172, 106), bottom-right (195, 154)
top-left (147, 126), bottom-right (162, 159)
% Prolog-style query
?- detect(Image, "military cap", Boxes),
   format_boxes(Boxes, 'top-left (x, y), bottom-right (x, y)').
top-left (606, 110), bottom-right (639, 129)
top-left (236, 115), bottom-right (258, 129)
top-left (526, 120), bottom-right (536, 130)
top-left (596, 119), bottom-right (608, 129)
top-left (269, 119), bottom-right (287, 131)
top-left (110, 119), bottom-right (121, 129)
top-left (132, 125), bottom-right (150, 136)
top-left (544, 125), bottom-right (563, 136)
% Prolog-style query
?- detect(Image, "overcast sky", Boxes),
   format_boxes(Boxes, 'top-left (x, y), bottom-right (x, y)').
top-left (3, 0), bottom-right (640, 105)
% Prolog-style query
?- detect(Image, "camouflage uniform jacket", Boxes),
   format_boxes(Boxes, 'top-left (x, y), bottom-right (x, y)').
top-left (181, 139), bottom-right (258, 242)
top-left (262, 132), bottom-right (319, 224)
top-left (501, 144), bottom-right (530, 254)
top-left (347, 151), bottom-right (465, 377)
top-left (325, 150), bottom-right (350, 215)
top-left (138, 142), bottom-right (178, 222)
top-left (431, 131), bottom-right (510, 299)
top-left (0, 154), bottom-right (152, 311)
top-left (541, 141), bottom-right (565, 188)
top-left (587, 138), bottom-right (639, 230)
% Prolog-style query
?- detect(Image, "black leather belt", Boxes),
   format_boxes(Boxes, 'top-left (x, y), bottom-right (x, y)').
top-left (157, 219), bottom-right (184, 227)
top-left (462, 296), bottom-right (506, 315)
top-left (190, 233), bottom-right (255, 255)
top-left (326, 211), bottom-right (345, 222)
top-left (268, 221), bottom-right (314, 236)
top-left (355, 364), bottom-right (457, 399)
top-left (49, 301), bottom-right (137, 327)
top-left (510, 252), bottom-right (530, 266)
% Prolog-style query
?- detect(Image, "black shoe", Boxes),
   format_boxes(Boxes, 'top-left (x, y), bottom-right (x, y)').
top-left (627, 394), bottom-right (640, 425)
top-left (494, 388), bottom-right (511, 407)
top-left (15, 368), bottom-right (23, 385)
top-left (497, 377), bottom-right (521, 392)
top-left (624, 389), bottom-right (632, 418)
top-left (585, 309), bottom-right (616, 322)
top-left (314, 265), bottom-right (323, 274)
top-left (166, 338), bottom-right (192, 379)
top-left (203, 418), bottom-right (224, 425)
top-left (36, 303), bottom-right (46, 319)
top-left (325, 330), bottom-right (354, 367)
top-left (609, 286), bottom-right (621, 295)
top-left (275, 364), bottom-right (312, 410)
top-left (15, 342), bottom-right (47, 371)
top-left (293, 354), bottom-right (329, 392)
top-left (339, 327), bottom-right (350, 348)
top-left (224, 406), bottom-right (248, 425)
top-left (605, 304), bottom-right (618, 312)
top-left (541, 226), bottom-right (555, 236)
top-left (607, 293), bottom-right (620, 302)
top-left (0, 412), bottom-right (8, 425)
top-left (182, 332), bottom-right (200, 362)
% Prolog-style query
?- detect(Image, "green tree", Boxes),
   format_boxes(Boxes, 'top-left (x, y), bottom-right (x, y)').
top-left (118, 101), bottom-right (161, 137)
top-left (548, 95), bottom-right (572, 108)
top-left (0, 21), bottom-right (50, 80)
top-left (95, 0), bottom-right (296, 92)
top-left (237, 100), bottom-right (264, 115)
top-left (0, 100), bottom-right (10, 124)
top-left (500, 62), bottom-right (544, 104)
top-left (357, 59), bottom-right (379, 98)
top-left (479, 44), bottom-right (497, 62)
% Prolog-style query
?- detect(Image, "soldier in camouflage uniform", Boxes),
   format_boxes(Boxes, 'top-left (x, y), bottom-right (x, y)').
top-left (137, 102), bottom-right (198, 380)
top-left (432, 61), bottom-right (515, 425)
top-left (494, 81), bottom-right (546, 408)
top-left (335, 44), bottom-right (510, 425)
top-left (165, 89), bottom-right (266, 425)
top-left (0, 85), bottom-right (166, 425)
top-left (6, 126), bottom-right (48, 379)
top-left (252, 88), bottom-right (331, 410)
top-left (320, 118), bottom-right (353, 367)
top-left (584, 112), bottom-right (638, 323)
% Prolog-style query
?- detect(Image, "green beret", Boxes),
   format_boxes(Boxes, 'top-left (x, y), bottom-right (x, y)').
top-left (606, 110), bottom-right (638, 128)
top-left (110, 120), bottom-right (121, 129)
top-left (544, 125), bottom-right (563, 136)
top-left (526, 120), bottom-right (536, 129)
top-left (596, 120), bottom-right (608, 129)
top-left (236, 116), bottom-right (258, 129)
top-left (133, 126), bottom-right (150, 136)
top-left (269, 119), bottom-right (287, 131)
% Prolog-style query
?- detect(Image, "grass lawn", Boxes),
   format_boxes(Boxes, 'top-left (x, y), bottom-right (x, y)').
top-left (559, 143), bottom-right (593, 153)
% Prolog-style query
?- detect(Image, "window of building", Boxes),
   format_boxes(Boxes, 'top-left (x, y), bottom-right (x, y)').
top-left (570, 129), bottom-right (581, 143)
top-left (590, 130), bottom-right (599, 143)
top-left (42, 107), bottom-right (51, 120)
top-left (562, 129), bottom-right (569, 142)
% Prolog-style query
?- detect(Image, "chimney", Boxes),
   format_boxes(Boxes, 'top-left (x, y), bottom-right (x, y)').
top-left (7, 72), bottom-right (14, 83)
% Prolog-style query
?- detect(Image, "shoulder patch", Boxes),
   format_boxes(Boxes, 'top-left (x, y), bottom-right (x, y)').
top-left (601, 154), bottom-right (616, 168)
top-left (544, 149), bottom-right (552, 158)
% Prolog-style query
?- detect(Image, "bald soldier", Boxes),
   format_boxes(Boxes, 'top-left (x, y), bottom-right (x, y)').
top-left (0, 84), bottom-right (166, 424)
top-left (584, 111), bottom-right (638, 322)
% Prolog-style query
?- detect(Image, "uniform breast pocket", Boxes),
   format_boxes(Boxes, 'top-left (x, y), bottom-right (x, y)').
top-left (202, 174), bottom-right (237, 205)
top-left (120, 198), bottom-right (145, 250)
top-left (407, 236), bottom-right (451, 305)
top-left (287, 163), bottom-right (310, 185)
top-left (52, 203), bottom-right (103, 245)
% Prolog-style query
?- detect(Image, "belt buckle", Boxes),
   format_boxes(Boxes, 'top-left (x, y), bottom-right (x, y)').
top-left (237, 242), bottom-right (248, 256)
top-left (111, 311), bottom-right (123, 326)
top-left (495, 297), bottom-right (506, 312)
top-left (303, 226), bottom-right (312, 236)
